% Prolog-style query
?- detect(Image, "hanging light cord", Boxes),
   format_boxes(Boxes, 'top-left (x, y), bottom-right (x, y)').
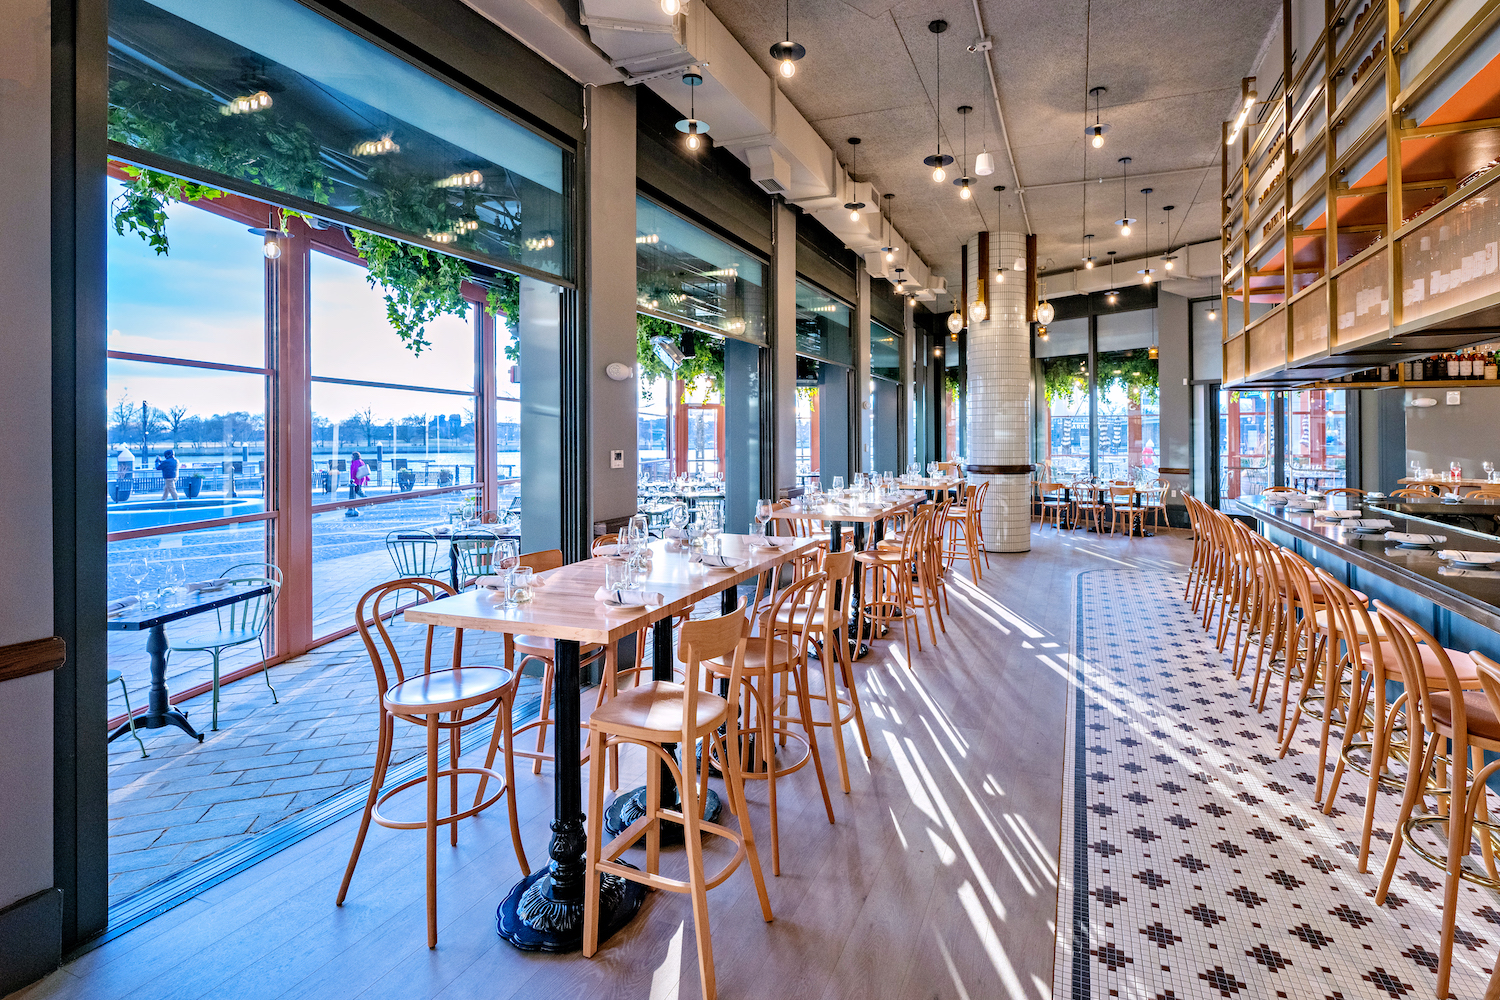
top-left (1080, 0), bottom-right (1091, 257)
top-left (934, 29), bottom-right (942, 161)
top-left (784, 0), bottom-right (791, 44)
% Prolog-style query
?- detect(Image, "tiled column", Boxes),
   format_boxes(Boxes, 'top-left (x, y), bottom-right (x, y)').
top-left (966, 230), bottom-right (1032, 553)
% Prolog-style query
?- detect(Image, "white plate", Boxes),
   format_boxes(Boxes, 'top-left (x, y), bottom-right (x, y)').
top-left (602, 600), bottom-right (646, 611)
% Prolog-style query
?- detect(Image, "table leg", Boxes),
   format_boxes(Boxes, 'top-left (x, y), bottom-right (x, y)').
top-left (449, 544), bottom-right (459, 593)
top-left (498, 638), bottom-right (645, 952)
top-left (602, 615), bottom-right (721, 844)
top-left (109, 624), bottom-right (203, 744)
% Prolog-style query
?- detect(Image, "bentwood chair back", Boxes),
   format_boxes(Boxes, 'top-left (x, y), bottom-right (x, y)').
top-left (1371, 608), bottom-right (1497, 998)
top-left (583, 602), bottom-right (772, 1000)
top-left (168, 572), bottom-right (281, 731)
top-left (591, 532), bottom-right (619, 554)
top-left (451, 527), bottom-right (501, 588)
top-left (1468, 488), bottom-right (1500, 499)
top-left (1322, 487), bottom-right (1366, 498)
top-left (1393, 485), bottom-right (1441, 497)
top-left (338, 577), bottom-right (528, 948)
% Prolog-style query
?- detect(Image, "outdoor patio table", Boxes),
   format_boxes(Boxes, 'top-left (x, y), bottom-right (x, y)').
top-left (106, 582), bottom-right (273, 744)
top-left (403, 532), bottom-right (819, 954)
top-left (767, 493), bottom-right (918, 658)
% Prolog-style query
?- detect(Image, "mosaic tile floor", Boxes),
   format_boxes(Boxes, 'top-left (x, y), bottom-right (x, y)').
top-left (1053, 569), bottom-right (1497, 1000)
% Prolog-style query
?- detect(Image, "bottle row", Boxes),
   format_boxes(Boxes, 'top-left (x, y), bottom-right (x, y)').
top-left (1330, 348), bottom-right (1500, 383)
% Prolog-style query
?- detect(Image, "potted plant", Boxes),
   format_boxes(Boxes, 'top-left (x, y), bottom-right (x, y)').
top-left (437, 468), bottom-right (454, 488)
top-left (182, 472), bottom-right (203, 498)
top-left (397, 468), bottom-right (416, 492)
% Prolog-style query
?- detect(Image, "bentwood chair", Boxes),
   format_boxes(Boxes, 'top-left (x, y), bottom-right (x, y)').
top-left (1036, 483), bottom-right (1070, 530)
top-left (583, 605), bottom-right (772, 1000)
top-left (859, 507), bottom-right (937, 652)
top-left (506, 549), bottom-right (607, 774)
top-left (337, 578), bottom-right (528, 949)
top-left (451, 527), bottom-right (501, 588)
top-left (168, 569), bottom-right (281, 731)
top-left (1261, 486), bottom-right (1301, 494)
top-left (386, 529), bottom-right (441, 578)
top-left (704, 576), bottom-right (836, 875)
top-left (1393, 485), bottom-right (1441, 498)
top-left (1322, 487), bottom-right (1366, 498)
top-left (1468, 488), bottom-right (1500, 499)
top-left (943, 482), bottom-right (989, 580)
top-left (1373, 613), bottom-right (1496, 998)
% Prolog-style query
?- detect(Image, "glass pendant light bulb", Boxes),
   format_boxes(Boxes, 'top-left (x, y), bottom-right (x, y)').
top-left (661, 0), bottom-right (681, 14)
top-left (1207, 307), bottom-right (1218, 321)
top-left (850, 208), bottom-right (861, 222)
top-left (970, 300), bottom-right (986, 322)
top-left (947, 310), bottom-right (963, 333)
top-left (1092, 130), bottom-right (1104, 149)
top-left (1085, 259), bottom-right (1094, 269)
top-left (959, 184), bottom-right (971, 200)
top-left (1165, 258), bottom-right (1174, 271)
top-left (1036, 301), bottom-right (1055, 325)
top-left (932, 165), bottom-right (946, 183)
top-left (1119, 222), bottom-right (1131, 237)
top-left (779, 58), bottom-right (795, 79)
top-left (885, 250), bottom-right (895, 262)
top-left (687, 132), bottom-right (700, 150)
top-left (263, 233), bottom-right (282, 259)
top-left (995, 269), bottom-right (1004, 283)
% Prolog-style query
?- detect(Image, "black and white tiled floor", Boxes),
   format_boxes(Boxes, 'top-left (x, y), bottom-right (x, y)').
top-left (1053, 569), bottom-right (1497, 999)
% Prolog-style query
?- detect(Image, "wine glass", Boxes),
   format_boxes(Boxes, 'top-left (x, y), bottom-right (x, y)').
top-left (756, 498), bottom-right (772, 531)
top-left (1451, 460), bottom-right (1464, 482)
top-left (1485, 460), bottom-right (1495, 482)
top-left (687, 510), bottom-right (706, 551)
top-left (1410, 459), bottom-right (1422, 482)
top-left (163, 559), bottom-right (187, 607)
top-left (127, 556), bottom-right (151, 606)
top-left (832, 475), bottom-right (845, 494)
top-left (669, 501), bottom-right (689, 537)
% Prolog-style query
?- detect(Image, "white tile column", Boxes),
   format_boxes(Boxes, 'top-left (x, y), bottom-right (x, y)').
top-left (966, 231), bottom-right (1032, 552)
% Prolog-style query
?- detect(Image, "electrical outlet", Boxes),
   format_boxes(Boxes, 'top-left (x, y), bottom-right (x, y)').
top-left (610, 450), bottom-right (624, 469)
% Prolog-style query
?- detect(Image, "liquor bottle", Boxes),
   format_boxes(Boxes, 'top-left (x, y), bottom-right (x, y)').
top-left (1460, 351), bottom-right (1474, 378)
top-left (1420, 355), bottom-right (1432, 380)
top-left (1449, 352), bottom-right (1462, 378)
top-left (1486, 351), bottom-right (1498, 380)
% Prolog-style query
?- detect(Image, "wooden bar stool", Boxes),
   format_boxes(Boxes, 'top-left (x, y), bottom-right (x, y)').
top-left (770, 549), bottom-right (872, 793)
top-left (705, 573), bottom-right (836, 875)
top-left (337, 578), bottom-right (529, 949)
top-left (583, 605), bottom-right (772, 1000)
top-left (859, 507), bottom-right (936, 652)
top-left (943, 482), bottom-right (989, 580)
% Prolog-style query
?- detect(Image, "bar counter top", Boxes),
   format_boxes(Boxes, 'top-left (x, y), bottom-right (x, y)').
top-left (1230, 495), bottom-right (1500, 634)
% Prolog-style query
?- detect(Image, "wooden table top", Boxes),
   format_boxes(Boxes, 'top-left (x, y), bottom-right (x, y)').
top-left (767, 494), bottom-right (917, 524)
top-left (402, 533), bottom-right (821, 645)
top-left (1400, 477), bottom-right (1499, 491)
top-left (894, 478), bottom-right (962, 491)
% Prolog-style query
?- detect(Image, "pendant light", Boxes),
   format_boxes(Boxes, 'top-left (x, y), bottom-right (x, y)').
top-left (1137, 187), bottom-right (1156, 284)
top-left (675, 73), bottom-right (710, 150)
top-left (1086, 86), bottom-right (1110, 149)
top-left (1036, 282), bottom-right (1055, 326)
top-left (893, 267), bottom-right (906, 292)
top-left (881, 193), bottom-right (897, 262)
top-left (1115, 157), bottom-right (1134, 236)
top-left (770, 0), bottom-right (805, 79)
top-left (1160, 204), bottom-right (1178, 271)
top-left (1105, 250), bottom-right (1119, 304)
top-left (249, 209), bottom-right (290, 260)
top-left (948, 300), bottom-right (964, 333)
top-left (843, 137), bottom-right (866, 222)
top-left (1149, 308), bottom-right (1159, 359)
top-left (992, 186), bottom-right (1008, 282)
top-left (1207, 305), bottom-right (1218, 321)
top-left (923, 21), bottom-right (954, 183)
top-left (1082, 234), bottom-right (1095, 268)
top-left (953, 105), bottom-right (975, 199)
top-left (660, 0), bottom-right (683, 14)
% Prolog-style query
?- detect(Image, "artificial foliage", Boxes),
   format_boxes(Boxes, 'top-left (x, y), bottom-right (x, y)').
top-left (346, 230), bottom-right (472, 355)
top-left (636, 314), bottom-right (725, 401)
top-left (1041, 355), bottom-right (1090, 404)
top-left (109, 165), bottom-right (224, 256)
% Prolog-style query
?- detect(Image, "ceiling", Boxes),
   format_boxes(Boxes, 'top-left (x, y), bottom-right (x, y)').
top-left (702, 0), bottom-right (1281, 284)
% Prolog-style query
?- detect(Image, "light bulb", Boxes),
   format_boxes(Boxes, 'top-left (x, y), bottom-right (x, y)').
top-left (262, 233), bottom-right (282, 259)
top-left (1036, 301), bottom-right (1055, 325)
top-left (1120, 223), bottom-right (1132, 237)
top-left (1207, 308), bottom-right (1218, 320)
top-left (947, 311), bottom-right (963, 333)
top-left (970, 301), bottom-right (987, 322)
top-left (959, 184), bottom-right (971, 200)
top-left (1165, 259), bottom-right (1174, 271)
top-left (995, 270), bottom-right (1004, 283)
top-left (1142, 273), bottom-right (1151, 284)
top-left (779, 59), bottom-right (795, 79)
top-left (687, 133), bottom-right (700, 149)
top-left (1085, 259), bottom-right (1094, 269)
top-left (932, 165), bottom-right (946, 183)
top-left (661, 0), bottom-right (681, 13)
top-left (1091, 130), bottom-right (1104, 149)
top-left (850, 209), bottom-right (861, 222)
top-left (885, 250), bottom-right (895, 262)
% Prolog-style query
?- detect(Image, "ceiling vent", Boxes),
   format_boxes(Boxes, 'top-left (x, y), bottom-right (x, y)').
top-left (747, 145), bottom-right (791, 194)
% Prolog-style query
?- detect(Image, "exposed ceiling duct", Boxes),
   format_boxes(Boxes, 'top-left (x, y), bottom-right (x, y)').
top-left (1040, 240), bottom-right (1220, 299)
top-left (575, 0), bottom-right (937, 296)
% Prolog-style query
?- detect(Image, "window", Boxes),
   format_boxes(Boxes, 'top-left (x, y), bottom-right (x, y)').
top-left (1282, 389), bottom-right (1347, 491)
top-left (109, 0), bottom-right (570, 277)
top-left (1096, 311), bottom-right (1160, 480)
top-left (867, 322), bottom-right (902, 474)
top-left (1219, 390), bottom-right (1272, 497)
top-left (1037, 318), bottom-right (1090, 481)
top-left (637, 197), bottom-right (765, 342)
top-left (795, 282), bottom-right (853, 488)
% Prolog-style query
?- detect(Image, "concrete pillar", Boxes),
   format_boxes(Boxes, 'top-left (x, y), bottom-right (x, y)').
top-left (771, 198), bottom-right (798, 494)
top-left (966, 230), bottom-right (1032, 553)
top-left (584, 83), bottom-right (637, 529)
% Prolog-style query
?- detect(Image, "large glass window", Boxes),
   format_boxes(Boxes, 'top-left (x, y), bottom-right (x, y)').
top-left (108, 0), bottom-right (570, 276)
top-left (795, 282), bottom-right (853, 365)
top-left (636, 197), bottom-right (765, 342)
top-left (1036, 318), bottom-right (1090, 481)
top-left (795, 282), bottom-right (853, 489)
top-left (867, 321), bottom-right (903, 474)
top-left (1282, 389), bottom-right (1347, 491)
top-left (1096, 311), bottom-right (1160, 480)
top-left (1219, 389), bottom-right (1272, 498)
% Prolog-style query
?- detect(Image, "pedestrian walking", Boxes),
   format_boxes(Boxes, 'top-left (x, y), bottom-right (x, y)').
top-left (156, 449), bottom-right (179, 501)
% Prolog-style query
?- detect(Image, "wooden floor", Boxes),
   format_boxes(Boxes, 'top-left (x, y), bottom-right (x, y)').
top-left (15, 525), bottom-right (1192, 1000)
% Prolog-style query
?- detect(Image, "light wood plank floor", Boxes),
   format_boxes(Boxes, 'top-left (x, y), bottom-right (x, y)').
top-left (14, 525), bottom-right (1192, 1000)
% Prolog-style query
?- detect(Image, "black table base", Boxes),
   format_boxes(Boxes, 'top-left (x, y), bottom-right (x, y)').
top-left (108, 623), bottom-right (204, 744)
top-left (497, 856), bottom-right (645, 952)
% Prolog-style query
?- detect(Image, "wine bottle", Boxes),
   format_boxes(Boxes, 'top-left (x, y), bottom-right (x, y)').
top-left (1486, 351), bottom-right (1498, 380)
top-left (1449, 352), bottom-right (1461, 378)
top-left (1461, 351), bottom-right (1474, 378)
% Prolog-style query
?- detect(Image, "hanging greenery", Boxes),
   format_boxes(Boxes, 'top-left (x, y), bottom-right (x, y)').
top-left (340, 230), bottom-right (469, 355)
top-left (486, 274), bottom-right (521, 363)
top-left (109, 165), bottom-right (225, 256)
top-left (1096, 351), bottom-right (1160, 405)
top-left (636, 314), bottom-right (725, 401)
top-left (1041, 355), bottom-right (1090, 405)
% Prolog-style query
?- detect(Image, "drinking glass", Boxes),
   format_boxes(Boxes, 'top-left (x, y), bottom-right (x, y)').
top-left (128, 557), bottom-right (151, 606)
top-left (1484, 460), bottom-right (1495, 482)
top-left (1451, 461), bottom-right (1464, 481)
top-left (163, 559), bottom-right (187, 607)
top-left (669, 501), bottom-right (689, 536)
top-left (603, 558), bottom-right (629, 594)
top-left (508, 566), bottom-right (534, 604)
top-left (494, 539), bottom-right (520, 606)
top-left (687, 510), bottom-right (706, 550)
top-left (756, 498), bottom-right (772, 529)
top-left (832, 475), bottom-right (845, 493)
top-left (748, 520), bottom-right (766, 545)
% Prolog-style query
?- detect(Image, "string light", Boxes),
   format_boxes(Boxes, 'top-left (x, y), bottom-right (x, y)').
top-left (222, 90), bottom-right (271, 115)
top-left (435, 171), bottom-right (484, 189)
top-left (352, 136), bottom-right (398, 156)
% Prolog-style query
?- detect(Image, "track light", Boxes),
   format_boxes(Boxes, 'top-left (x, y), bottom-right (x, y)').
top-left (1226, 82), bottom-right (1258, 145)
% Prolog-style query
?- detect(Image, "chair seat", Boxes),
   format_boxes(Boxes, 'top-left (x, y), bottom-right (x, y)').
top-left (854, 549), bottom-right (905, 565)
top-left (1428, 689), bottom-right (1500, 741)
top-left (107, 668), bottom-right (123, 684)
top-left (1358, 641), bottom-right (1479, 684)
top-left (1312, 608), bottom-right (1391, 637)
top-left (588, 680), bottom-right (726, 735)
top-left (169, 629), bottom-right (263, 652)
top-left (514, 634), bottom-right (603, 657)
top-left (384, 666), bottom-right (514, 713)
top-left (709, 638), bottom-right (797, 673)
top-left (770, 605), bottom-right (834, 629)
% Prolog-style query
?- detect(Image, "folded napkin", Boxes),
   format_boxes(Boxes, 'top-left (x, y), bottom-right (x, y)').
top-left (1437, 550), bottom-right (1500, 565)
top-left (592, 544), bottom-right (621, 556)
top-left (187, 580), bottom-right (229, 593)
top-left (1315, 509), bottom-right (1364, 520)
top-left (1345, 519), bottom-right (1394, 529)
top-left (106, 596), bottom-right (138, 614)
top-left (749, 536), bottom-right (787, 548)
top-left (593, 587), bottom-right (663, 606)
top-left (691, 553), bottom-right (746, 569)
top-left (1385, 531), bottom-right (1447, 545)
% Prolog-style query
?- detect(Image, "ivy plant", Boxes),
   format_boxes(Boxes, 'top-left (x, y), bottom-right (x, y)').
top-left (110, 165), bottom-right (224, 256)
top-left (636, 314), bottom-right (725, 401)
top-left (346, 230), bottom-right (472, 355)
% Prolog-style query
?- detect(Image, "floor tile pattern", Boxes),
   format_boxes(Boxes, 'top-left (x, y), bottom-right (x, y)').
top-left (1054, 569), bottom-right (1496, 999)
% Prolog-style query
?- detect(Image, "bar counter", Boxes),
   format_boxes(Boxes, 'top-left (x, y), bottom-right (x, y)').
top-left (1231, 495), bottom-right (1500, 653)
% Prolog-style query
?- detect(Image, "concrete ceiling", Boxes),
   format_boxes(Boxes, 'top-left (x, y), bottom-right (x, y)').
top-left (702, 0), bottom-right (1281, 285)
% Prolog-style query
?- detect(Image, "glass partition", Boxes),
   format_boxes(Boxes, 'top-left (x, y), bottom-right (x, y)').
top-left (870, 321), bottom-right (901, 379)
top-left (636, 197), bottom-right (766, 342)
top-left (1282, 389), bottom-right (1347, 490)
top-left (108, 0), bottom-right (570, 276)
top-left (1219, 389), bottom-right (1272, 498)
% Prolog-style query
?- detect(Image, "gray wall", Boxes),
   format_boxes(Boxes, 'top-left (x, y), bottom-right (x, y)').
top-left (585, 83), bottom-right (637, 528)
top-left (1157, 291), bottom-right (1191, 509)
top-left (0, 0), bottom-right (60, 983)
top-left (1405, 387), bottom-right (1500, 481)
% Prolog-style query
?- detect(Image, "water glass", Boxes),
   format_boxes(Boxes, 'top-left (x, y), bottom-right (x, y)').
top-left (603, 558), bottom-right (629, 593)
top-left (756, 498), bottom-right (772, 528)
top-left (832, 475), bottom-right (845, 493)
top-left (748, 520), bottom-right (766, 545)
top-left (1484, 460), bottom-right (1495, 481)
top-left (508, 566), bottom-right (534, 604)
